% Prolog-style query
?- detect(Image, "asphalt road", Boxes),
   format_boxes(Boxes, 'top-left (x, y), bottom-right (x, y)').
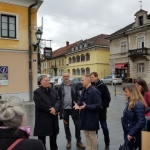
top-left (24, 85), bottom-right (127, 150)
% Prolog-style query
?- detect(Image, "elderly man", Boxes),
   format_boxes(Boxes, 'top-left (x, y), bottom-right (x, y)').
top-left (58, 72), bottom-right (85, 149)
top-left (74, 75), bottom-right (102, 150)
top-left (33, 76), bottom-right (60, 150)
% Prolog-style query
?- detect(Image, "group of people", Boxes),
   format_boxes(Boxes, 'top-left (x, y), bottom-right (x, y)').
top-left (0, 72), bottom-right (150, 150)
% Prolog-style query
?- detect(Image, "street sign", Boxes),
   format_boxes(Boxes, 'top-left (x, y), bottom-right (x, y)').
top-left (44, 47), bottom-right (52, 59)
top-left (0, 66), bottom-right (8, 85)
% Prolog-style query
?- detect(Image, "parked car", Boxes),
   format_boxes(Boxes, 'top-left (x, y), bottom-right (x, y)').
top-left (50, 76), bottom-right (61, 88)
top-left (54, 77), bottom-right (83, 90)
top-left (101, 75), bottom-right (122, 85)
top-left (37, 74), bottom-right (50, 85)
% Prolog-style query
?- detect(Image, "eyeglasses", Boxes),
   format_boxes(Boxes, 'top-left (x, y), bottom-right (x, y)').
top-left (63, 76), bottom-right (69, 77)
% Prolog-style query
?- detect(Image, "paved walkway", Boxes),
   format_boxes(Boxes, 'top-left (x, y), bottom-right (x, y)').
top-left (24, 93), bottom-right (126, 150)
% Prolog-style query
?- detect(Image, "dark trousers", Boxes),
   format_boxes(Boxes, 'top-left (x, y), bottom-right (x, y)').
top-left (38, 135), bottom-right (58, 150)
top-left (99, 108), bottom-right (110, 146)
top-left (63, 109), bottom-right (81, 143)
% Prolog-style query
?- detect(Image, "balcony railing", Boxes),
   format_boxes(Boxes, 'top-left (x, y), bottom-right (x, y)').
top-left (128, 48), bottom-right (150, 57)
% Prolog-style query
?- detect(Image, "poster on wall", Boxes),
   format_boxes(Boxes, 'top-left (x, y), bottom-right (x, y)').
top-left (0, 66), bottom-right (8, 85)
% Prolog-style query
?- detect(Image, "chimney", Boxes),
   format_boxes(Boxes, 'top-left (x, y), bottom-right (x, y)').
top-left (66, 41), bottom-right (69, 46)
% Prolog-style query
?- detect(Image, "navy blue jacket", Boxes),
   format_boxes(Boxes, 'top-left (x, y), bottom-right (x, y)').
top-left (78, 85), bottom-right (102, 130)
top-left (121, 100), bottom-right (146, 137)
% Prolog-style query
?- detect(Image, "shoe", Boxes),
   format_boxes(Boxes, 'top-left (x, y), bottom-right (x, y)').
top-left (105, 145), bottom-right (109, 150)
top-left (76, 142), bottom-right (85, 149)
top-left (66, 142), bottom-right (71, 149)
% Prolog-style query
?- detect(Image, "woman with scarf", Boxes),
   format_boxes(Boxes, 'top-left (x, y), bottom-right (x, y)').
top-left (0, 96), bottom-right (45, 150)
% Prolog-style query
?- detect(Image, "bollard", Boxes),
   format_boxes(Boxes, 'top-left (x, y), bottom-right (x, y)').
top-left (114, 80), bottom-right (117, 96)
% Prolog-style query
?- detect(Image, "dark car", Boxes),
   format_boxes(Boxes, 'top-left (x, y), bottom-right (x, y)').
top-left (54, 77), bottom-right (83, 90)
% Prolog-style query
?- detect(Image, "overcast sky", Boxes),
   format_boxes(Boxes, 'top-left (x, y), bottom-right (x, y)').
top-left (37, 0), bottom-right (150, 50)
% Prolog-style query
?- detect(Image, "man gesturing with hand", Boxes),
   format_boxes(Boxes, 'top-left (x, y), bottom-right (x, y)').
top-left (74, 75), bottom-right (102, 150)
top-left (33, 76), bottom-right (60, 150)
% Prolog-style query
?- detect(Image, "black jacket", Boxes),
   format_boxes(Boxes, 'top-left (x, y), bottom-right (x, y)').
top-left (92, 80), bottom-right (111, 108)
top-left (0, 128), bottom-right (45, 150)
top-left (58, 82), bottom-right (80, 119)
top-left (33, 86), bottom-right (60, 136)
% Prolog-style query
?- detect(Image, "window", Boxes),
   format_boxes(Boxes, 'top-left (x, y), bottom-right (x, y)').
top-left (137, 37), bottom-right (144, 48)
top-left (72, 56), bottom-right (75, 63)
top-left (49, 62), bottom-right (51, 68)
top-left (75, 46), bottom-right (78, 50)
top-left (86, 67), bottom-right (90, 74)
top-left (79, 45), bottom-right (83, 49)
top-left (84, 43), bottom-right (88, 48)
top-left (71, 47), bottom-right (74, 51)
top-left (59, 60), bottom-right (61, 66)
top-left (81, 54), bottom-right (85, 61)
top-left (76, 55), bottom-right (80, 62)
top-left (137, 63), bottom-right (145, 73)
top-left (81, 68), bottom-right (85, 75)
top-left (76, 68), bottom-right (80, 75)
top-left (86, 53), bottom-right (90, 60)
top-left (1, 14), bottom-right (16, 38)
top-left (72, 69), bottom-right (76, 75)
top-left (139, 16), bottom-right (143, 26)
top-left (62, 59), bottom-right (64, 65)
top-left (69, 57), bottom-right (71, 64)
top-left (121, 41), bottom-right (127, 52)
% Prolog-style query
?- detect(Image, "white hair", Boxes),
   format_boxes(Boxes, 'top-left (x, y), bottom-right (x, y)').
top-left (0, 96), bottom-right (25, 128)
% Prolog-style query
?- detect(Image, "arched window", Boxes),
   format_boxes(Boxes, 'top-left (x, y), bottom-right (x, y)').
top-left (76, 55), bottom-right (80, 62)
top-left (72, 47), bottom-right (74, 51)
top-left (86, 67), bottom-right (90, 74)
top-left (79, 45), bottom-right (83, 49)
top-left (81, 54), bottom-right (85, 61)
top-left (69, 57), bottom-right (71, 64)
top-left (86, 53), bottom-right (90, 61)
top-left (72, 69), bottom-right (76, 75)
top-left (81, 68), bottom-right (85, 75)
top-left (76, 68), bottom-right (80, 75)
top-left (84, 43), bottom-right (88, 48)
top-left (75, 46), bottom-right (78, 50)
top-left (72, 56), bottom-right (75, 63)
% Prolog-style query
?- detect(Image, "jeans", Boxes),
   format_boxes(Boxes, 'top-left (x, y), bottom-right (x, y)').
top-left (63, 109), bottom-right (81, 143)
top-left (99, 108), bottom-right (110, 146)
top-left (38, 135), bottom-right (58, 150)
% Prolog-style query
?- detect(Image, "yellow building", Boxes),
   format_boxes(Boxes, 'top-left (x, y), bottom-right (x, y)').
top-left (65, 34), bottom-right (110, 79)
top-left (0, 0), bottom-right (43, 101)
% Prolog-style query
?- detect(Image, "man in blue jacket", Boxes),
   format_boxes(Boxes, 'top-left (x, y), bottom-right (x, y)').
top-left (74, 74), bottom-right (102, 150)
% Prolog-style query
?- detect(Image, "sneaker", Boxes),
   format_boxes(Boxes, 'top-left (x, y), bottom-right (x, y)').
top-left (66, 142), bottom-right (71, 149)
top-left (76, 142), bottom-right (85, 149)
top-left (105, 145), bottom-right (109, 150)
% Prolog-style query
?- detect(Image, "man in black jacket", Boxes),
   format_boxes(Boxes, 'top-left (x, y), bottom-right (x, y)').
top-left (33, 76), bottom-right (60, 150)
top-left (58, 72), bottom-right (85, 149)
top-left (90, 72), bottom-right (111, 150)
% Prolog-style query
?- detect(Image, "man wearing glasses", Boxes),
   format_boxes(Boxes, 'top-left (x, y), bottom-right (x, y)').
top-left (58, 72), bottom-right (85, 149)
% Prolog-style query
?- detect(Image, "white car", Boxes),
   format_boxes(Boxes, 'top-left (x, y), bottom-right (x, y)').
top-left (101, 75), bottom-right (122, 85)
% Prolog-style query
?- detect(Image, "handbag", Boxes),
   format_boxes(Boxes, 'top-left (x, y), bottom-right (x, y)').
top-left (7, 138), bottom-right (24, 150)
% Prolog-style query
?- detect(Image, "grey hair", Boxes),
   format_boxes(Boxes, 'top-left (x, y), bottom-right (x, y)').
top-left (0, 96), bottom-right (25, 128)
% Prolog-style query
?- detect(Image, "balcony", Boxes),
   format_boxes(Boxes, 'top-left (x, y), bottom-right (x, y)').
top-left (128, 48), bottom-right (150, 61)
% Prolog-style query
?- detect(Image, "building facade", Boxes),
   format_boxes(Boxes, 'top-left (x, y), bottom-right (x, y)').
top-left (65, 34), bottom-right (110, 79)
top-left (0, 0), bottom-right (43, 101)
top-left (107, 9), bottom-right (150, 83)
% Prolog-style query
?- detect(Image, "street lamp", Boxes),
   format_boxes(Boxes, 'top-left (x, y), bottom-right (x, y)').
top-left (35, 28), bottom-right (43, 43)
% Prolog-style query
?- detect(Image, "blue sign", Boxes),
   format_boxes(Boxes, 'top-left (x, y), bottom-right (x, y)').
top-left (0, 66), bottom-right (8, 73)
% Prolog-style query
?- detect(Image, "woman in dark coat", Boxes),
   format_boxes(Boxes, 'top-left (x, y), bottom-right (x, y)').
top-left (0, 96), bottom-right (45, 150)
top-left (122, 83), bottom-right (146, 150)
top-left (33, 76), bottom-right (60, 150)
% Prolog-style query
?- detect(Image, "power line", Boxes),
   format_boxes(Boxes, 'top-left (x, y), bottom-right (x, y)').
top-left (38, 11), bottom-right (119, 29)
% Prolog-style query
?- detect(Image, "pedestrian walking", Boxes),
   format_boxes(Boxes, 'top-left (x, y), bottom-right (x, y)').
top-left (0, 96), bottom-right (46, 150)
top-left (74, 74), bottom-right (102, 150)
top-left (58, 72), bottom-right (85, 149)
top-left (33, 76), bottom-right (60, 150)
top-left (135, 78), bottom-right (150, 131)
top-left (122, 83), bottom-right (146, 150)
top-left (90, 72), bottom-right (111, 150)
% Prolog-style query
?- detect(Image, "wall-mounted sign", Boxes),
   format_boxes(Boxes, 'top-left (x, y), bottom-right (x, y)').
top-left (0, 66), bottom-right (8, 85)
top-left (44, 47), bottom-right (52, 59)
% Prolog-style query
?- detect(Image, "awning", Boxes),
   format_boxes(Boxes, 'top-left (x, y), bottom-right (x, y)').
top-left (115, 63), bottom-right (127, 69)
